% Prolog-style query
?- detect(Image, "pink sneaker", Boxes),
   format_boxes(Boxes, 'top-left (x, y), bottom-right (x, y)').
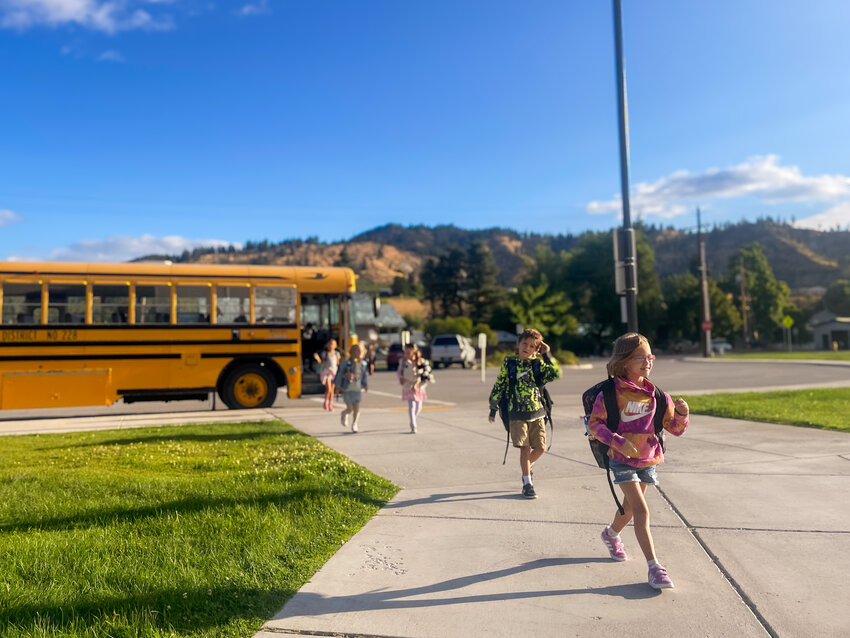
top-left (600, 527), bottom-right (627, 561)
top-left (648, 564), bottom-right (674, 589)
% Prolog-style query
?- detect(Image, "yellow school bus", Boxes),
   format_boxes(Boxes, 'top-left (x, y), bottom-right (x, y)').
top-left (0, 261), bottom-right (356, 410)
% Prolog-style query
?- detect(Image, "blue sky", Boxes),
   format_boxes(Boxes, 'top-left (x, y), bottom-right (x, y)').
top-left (1, 0), bottom-right (849, 262)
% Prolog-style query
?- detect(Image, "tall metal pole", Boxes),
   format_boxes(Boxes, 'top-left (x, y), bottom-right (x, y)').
top-left (613, 0), bottom-right (638, 332)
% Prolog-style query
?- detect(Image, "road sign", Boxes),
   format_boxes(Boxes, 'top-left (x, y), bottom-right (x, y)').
top-left (783, 315), bottom-right (795, 328)
top-left (702, 320), bottom-right (713, 331)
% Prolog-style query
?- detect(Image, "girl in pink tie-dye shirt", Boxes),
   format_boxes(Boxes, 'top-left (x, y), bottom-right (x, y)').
top-left (588, 332), bottom-right (689, 590)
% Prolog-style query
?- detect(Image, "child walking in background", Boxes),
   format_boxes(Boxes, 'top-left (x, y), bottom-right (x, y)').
top-left (488, 329), bottom-right (561, 499)
top-left (335, 343), bottom-right (368, 432)
top-left (315, 338), bottom-right (341, 411)
top-left (588, 332), bottom-right (689, 590)
top-left (398, 343), bottom-right (433, 433)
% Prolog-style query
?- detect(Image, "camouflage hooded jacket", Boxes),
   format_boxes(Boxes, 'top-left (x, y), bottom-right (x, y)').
top-left (488, 354), bottom-right (561, 421)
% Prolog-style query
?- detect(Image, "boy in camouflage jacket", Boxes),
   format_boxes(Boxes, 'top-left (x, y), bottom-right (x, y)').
top-left (488, 329), bottom-right (561, 499)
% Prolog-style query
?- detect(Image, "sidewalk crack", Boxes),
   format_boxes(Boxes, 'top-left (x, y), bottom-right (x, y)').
top-left (656, 484), bottom-right (778, 638)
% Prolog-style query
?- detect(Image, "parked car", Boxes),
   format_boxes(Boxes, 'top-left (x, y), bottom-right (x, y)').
top-left (429, 334), bottom-right (476, 368)
top-left (386, 343), bottom-right (404, 370)
top-left (493, 330), bottom-right (518, 347)
top-left (711, 340), bottom-right (733, 355)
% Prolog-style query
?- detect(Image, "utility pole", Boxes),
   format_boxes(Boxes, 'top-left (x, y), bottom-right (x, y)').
top-left (697, 208), bottom-right (712, 357)
top-left (613, 0), bottom-right (638, 332)
top-left (739, 261), bottom-right (749, 345)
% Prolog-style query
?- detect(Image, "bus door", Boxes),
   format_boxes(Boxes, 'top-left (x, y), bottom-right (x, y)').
top-left (300, 293), bottom-right (349, 366)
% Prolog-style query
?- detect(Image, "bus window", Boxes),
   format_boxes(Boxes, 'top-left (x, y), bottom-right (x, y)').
top-left (92, 284), bottom-right (129, 324)
top-left (177, 285), bottom-right (211, 323)
top-left (47, 283), bottom-right (86, 324)
top-left (217, 286), bottom-right (250, 323)
top-left (255, 286), bottom-right (296, 324)
top-left (135, 285), bottom-right (171, 324)
top-left (2, 282), bottom-right (41, 324)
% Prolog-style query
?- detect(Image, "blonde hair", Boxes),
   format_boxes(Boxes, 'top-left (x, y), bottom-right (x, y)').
top-left (606, 332), bottom-right (649, 377)
top-left (348, 343), bottom-right (363, 359)
top-left (403, 343), bottom-right (422, 364)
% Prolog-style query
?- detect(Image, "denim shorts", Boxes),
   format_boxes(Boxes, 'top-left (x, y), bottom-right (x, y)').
top-left (609, 459), bottom-right (659, 485)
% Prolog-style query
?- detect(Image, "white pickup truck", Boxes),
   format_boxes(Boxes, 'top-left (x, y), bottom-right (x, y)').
top-left (429, 334), bottom-right (476, 368)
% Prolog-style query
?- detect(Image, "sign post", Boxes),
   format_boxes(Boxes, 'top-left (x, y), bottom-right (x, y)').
top-left (478, 333), bottom-right (487, 383)
top-left (782, 315), bottom-right (794, 352)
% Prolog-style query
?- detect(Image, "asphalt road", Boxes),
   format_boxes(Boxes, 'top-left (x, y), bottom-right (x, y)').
top-left (1, 356), bottom-right (848, 427)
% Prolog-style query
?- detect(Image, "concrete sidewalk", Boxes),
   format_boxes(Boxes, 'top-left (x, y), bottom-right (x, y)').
top-left (254, 404), bottom-right (850, 638)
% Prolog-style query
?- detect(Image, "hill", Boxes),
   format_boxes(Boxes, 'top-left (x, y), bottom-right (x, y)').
top-left (175, 220), bottom-right (849, 293)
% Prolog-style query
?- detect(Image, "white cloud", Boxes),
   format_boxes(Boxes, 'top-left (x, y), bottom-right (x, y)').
top-left (236, 0), bottom-right (268, 16)
top-left (587, 155), bottom-right (850, 220)
top-left (792, 202), bottom-right (850, 231)
top-left (39, 234), bottom-right (239, 262)
top-left (0, 0), bottom-right (174, 34)
top-left (96, 48), bottom-right (124, 61)
top-left (0, 209), bottom-right (22, 226)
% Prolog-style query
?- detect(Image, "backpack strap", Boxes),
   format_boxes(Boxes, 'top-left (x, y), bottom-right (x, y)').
top-left (602, 377), bottom-right (619, 433)
top-left (501, 358), bottom-right (517, 465)
top-left (531, 358), bottom-right (554, 452)
top-left (600, 377), bottom-right (624, 515)
top-left (653, 385), bottom-right (668, 452)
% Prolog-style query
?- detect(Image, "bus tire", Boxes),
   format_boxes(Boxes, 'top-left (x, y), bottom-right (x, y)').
top-left (221, 364), bottom-right (277, 409)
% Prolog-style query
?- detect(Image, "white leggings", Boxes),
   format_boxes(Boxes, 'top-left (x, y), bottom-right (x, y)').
top-left (343, 402), bottom-right (361, 423)
top-left (407, 400), bottom-right (423, 428)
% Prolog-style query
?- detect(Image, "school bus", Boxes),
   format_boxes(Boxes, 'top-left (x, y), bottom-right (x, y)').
top-left (0, 261), bottom-right (356, 410)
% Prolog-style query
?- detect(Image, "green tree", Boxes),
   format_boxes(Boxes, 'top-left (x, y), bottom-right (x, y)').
top-left (425, 316), bottom-right (474, 338)
top-left (707, 280), bottom-right (743, 341)
top-left (662, 273), bottom-right (741, 342)
top-left (660, 272), bottom-right (700, 343)
top-left (391, 274), bottom-right (423, 297)
top-left (564, 232), bottom-right (619, 349)
top-left (634, 230), bottom-right (665, 338)
top-left (509, 275), bottom-right (577, 345)
top-left (726, 243), bottom-right (791, 343)
top-left (824, 279), bottom-right (850, 315)
top-left (420, 245), bottom-right (467, 317)
top-left (464, 240), bottom-right (508, 324)
top-left (334, 246), bottom-right (352, 268)
top-left (402, 313), bottom-right (425, 330)
top-left (471, 323), bottom-right (497, 346)
top-left (564, 230), bottom-right (663, 350)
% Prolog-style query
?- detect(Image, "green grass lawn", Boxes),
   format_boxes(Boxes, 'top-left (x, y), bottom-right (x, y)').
top-left (682, 387), bottom-right (850, 433)
top-left (717, 351), bottom-right (850, 361)
top-left (0, 421), bottom-right (398, 638)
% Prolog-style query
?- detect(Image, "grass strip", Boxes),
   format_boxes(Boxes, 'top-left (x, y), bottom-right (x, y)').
top-left (681, 387), bottom-right (850, 433)
top-left (0, 420), bottom-right (398, 638)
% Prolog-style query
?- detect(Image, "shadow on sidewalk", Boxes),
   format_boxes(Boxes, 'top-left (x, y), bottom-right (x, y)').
top-left (383, 490), bottom-right (521, 509)
top-left (274, 557), bottom-right (657, 620)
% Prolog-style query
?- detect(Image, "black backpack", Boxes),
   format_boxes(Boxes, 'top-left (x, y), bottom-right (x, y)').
top-left (581, 377), bottom-right (667, 514)
top-left (497, 357), bottom-right (554, 464)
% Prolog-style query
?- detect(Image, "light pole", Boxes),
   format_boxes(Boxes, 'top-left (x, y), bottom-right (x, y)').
top-left (613, 0), bottom-right (638, 332)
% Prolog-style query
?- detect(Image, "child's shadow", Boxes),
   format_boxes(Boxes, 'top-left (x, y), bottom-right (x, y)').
top-left (384, 490), bottom-right (522, 510)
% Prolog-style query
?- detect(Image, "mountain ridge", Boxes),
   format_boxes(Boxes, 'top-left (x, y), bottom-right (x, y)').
top-left (179, 220), bottom-right (849, 293)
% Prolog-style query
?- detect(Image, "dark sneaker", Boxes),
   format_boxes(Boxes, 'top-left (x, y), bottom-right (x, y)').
top-left (648, 564), bottom-right (674, 589)
top-left (522, 483), bottom-right (537, 499)
top-left (600, 527), bottom-right (627, 561)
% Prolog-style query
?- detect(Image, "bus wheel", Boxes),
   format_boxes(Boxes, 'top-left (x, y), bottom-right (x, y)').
top-left (222, 364), bottom-right (277, 409)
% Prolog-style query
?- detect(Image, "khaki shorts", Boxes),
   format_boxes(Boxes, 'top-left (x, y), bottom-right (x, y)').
top-left (510, 417), bottom-right (546, 449)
